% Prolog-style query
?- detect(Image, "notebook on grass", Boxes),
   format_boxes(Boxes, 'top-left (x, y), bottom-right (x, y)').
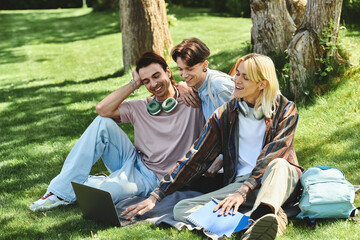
top-left (186, 199), bottom-right (250, 237)
top-left (71, 181), bottom-right (122, 227)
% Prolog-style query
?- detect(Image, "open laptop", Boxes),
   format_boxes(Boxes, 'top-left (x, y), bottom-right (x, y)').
top-left (71, 181), bottom-right (122, 227)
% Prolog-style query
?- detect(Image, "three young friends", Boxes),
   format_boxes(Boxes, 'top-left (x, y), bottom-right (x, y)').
top-left (30, 38), bottom-right (302, 240)
top-left (123, 52), bottom-right (303, 240)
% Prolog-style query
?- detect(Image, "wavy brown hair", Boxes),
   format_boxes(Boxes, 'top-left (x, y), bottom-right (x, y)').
top-left (171, 38), bottom-right (210, 67)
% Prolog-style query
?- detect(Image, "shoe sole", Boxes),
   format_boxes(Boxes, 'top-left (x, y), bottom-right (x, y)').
top-left (247, 215), bottom-right (278, 240)
top-left (29, 201), bottom-right (70, 212)
top-left (277, 209), bottom-right (288, 235)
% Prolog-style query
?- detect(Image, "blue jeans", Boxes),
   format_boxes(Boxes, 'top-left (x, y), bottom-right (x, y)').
top-left (47, 116), bottom-right (160, 203)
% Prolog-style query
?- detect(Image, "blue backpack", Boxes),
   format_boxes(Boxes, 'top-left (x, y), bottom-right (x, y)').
top-left (297, 166), bottom-right (359, 222)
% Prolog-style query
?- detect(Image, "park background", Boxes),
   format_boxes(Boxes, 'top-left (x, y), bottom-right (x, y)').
top-left (0, 0), bottom-right (359, 239)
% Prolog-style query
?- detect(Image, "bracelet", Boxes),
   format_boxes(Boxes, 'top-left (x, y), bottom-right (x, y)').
top-left (129, 79), bottom-right (136, 93)
top-left (150, 192), bottom-right (162, 202)
top-left (235, 189), bottom-right (247, 202)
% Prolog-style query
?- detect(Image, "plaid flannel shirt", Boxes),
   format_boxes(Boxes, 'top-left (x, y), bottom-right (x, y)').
top-left (151, 94), bottom-right (303, 201)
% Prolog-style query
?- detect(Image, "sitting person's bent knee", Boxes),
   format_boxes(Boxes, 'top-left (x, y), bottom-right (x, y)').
top-left (96, 115), bottom-right (115, 123)
top-left (268, 158), bottom-right (289, 168)
top-left (96, 115), bottom-right (120, 129)
top-left (173, 199), bottom-right (190, 222)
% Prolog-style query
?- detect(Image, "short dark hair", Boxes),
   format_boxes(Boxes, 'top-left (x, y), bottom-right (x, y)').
top-left (171, 38), bottom-right (210, 67)
top-left (136, 52), bottom-right (175, 84)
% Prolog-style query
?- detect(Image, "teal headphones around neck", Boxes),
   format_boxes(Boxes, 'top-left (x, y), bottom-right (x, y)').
top-left (147, 88), bottom-right (179, 116)
top-left (238, 99), bottom-right (264, 120)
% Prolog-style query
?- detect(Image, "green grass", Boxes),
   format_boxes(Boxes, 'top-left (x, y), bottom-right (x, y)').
top-left (0, 7), bottom-right (359, 240)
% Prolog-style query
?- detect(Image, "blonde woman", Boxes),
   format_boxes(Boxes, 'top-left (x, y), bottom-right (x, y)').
top-left (124, 53), bottom-right (304, 240)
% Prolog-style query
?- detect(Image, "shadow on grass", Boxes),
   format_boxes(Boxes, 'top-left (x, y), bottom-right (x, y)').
top-left (168, 7), bottom-right (239, 20)
top-left (0, 9), bottom-right (120, 64)
top-left (3, 207), bottom-right (111, 239)
top-left (209, 44), bottom-right (251, 73)
top-left (151, 222), bottom-right (211, 239)
top-left (0, 69), bottom-right (124, 101)
top-left (296, 121), bottom-right (360, 183)
top-left (0, 69), bottom-right (132, 194)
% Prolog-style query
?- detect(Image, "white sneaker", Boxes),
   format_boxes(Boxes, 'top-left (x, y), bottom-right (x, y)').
top-left (29, 192), bottom-right (70, 212)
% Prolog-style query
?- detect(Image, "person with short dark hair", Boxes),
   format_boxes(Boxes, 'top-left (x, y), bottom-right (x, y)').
top-left (173, 38), bottom-right (234, 120)
top-left (29, 52), bottom-right (205, 212)
top-left (173, 38), bottom-right (234, 178)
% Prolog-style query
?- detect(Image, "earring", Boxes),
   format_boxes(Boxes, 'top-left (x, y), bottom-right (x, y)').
top-left (203, 68), bottom-right (207, 72)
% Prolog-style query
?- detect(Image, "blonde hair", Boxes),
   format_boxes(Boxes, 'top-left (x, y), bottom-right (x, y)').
top-left (234, 53), bottom-right (279, 118)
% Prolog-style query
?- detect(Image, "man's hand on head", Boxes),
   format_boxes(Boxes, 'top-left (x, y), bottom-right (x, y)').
top-left (132, 69), bottom-right (142, 89)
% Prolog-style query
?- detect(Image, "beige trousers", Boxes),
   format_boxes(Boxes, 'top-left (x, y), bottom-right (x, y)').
top-left (173, 158), bottom-right (300, 222)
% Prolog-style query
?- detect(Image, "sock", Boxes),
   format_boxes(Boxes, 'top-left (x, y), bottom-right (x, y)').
top-left (250, 204), bottom-right (273, 221)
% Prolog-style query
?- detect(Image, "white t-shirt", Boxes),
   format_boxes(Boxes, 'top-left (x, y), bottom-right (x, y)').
top-left (118, 96), bottom-right (205, 179)
top-left (236, 107), bottom-right (266, 177)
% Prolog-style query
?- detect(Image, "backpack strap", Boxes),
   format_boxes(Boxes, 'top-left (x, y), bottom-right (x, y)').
top-left (304, 217), bottom-right (316, 229)
top-left (207, 75), bottom-right (218, 108)
top-left (350, 207), bottom-right (360, 221)
top-left (350, 185), bottom-right (360, 221)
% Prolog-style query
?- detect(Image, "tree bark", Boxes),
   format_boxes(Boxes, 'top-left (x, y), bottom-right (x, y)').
top-left (287, 0), bottom-right (343, 100)
top-left (119, 0), bottom-right (173, 70)
top-left (250, 0), bottom-right (296, 55)
top-left (285, 0), bottom-right (307, 28)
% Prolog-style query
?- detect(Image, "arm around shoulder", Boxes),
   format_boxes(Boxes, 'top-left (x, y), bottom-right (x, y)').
top-left (177, 81), bottom-right (201, 108)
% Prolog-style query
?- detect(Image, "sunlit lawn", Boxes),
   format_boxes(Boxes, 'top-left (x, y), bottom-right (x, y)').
top-left (0, 7), bottom-right (359, 240)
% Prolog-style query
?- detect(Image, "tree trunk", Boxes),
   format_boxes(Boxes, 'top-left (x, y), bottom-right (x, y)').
top-left (285, 0), bottom-right (307, 28)
top-left (287, 0), bottom-right (343, 100)
top-left (119, 0), bottom-right (173, 70)
top-left (250, 0), bottom-right (296, 55)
